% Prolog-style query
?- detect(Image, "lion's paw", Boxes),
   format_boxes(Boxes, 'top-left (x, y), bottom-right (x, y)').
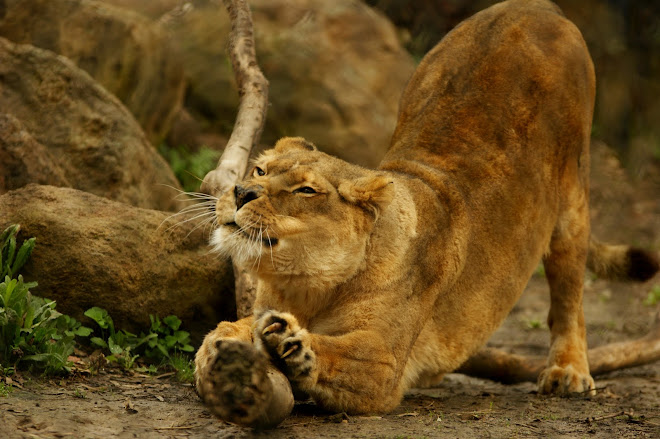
top-left (537, 364), bottom-right (595, 396)
top-left (195, 339), bottom-right (273, 425)
top-left (253, 311), bottom-right (317, 382)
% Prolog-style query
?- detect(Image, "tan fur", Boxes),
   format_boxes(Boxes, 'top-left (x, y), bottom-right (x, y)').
top-left (195, 0), bottom-right (657, 416)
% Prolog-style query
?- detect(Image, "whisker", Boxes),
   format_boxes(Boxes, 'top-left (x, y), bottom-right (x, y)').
top-left (185, 215), bottom-right (218, 239)
top-left (168, 203), bottom-right (215, 215)
top-left (177, 192), bottom-right (218, 201)
top-left (265, 227), bottom-right (275, 269)
top-left (164, 210), bottom-right (216, 233)
top-left (158, 196), bottom-right (217, 230)
top-left (174, 199), bottom-right (217, 207)
top-left (158, 183), bottom-right (220, 203)
top-left (231, 219), bottom-right (258, 238)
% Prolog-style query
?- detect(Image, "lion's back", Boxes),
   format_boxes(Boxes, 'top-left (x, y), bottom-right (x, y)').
top-left (381, 0), bottom-right (595, 194)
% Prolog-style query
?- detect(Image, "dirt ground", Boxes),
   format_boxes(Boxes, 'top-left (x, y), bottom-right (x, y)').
top-left (1, 273), bottom-right (659, 439)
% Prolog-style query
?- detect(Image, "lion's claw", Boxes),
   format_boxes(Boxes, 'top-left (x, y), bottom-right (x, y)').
top-left (253, 311), bottom-right (317, 383)
top-left (281, 342), bottom-right (299, 359)
top-left (263, 321), bottom-right (284, 335)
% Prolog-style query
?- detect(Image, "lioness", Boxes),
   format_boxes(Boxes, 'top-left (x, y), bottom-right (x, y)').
top-left (195, 0), bottom-right (659, 427)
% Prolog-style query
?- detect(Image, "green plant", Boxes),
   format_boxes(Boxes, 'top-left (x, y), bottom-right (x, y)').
top-left (84, 307), bottom-right (194, 371)
top-left (643, 285), bottom-right (660, 306)
top-left (0, 381), bottom-right (13, 397)
top-left (0, 225), bottom-right (91, 374)
top-left (0, 278), bottom-right (91, 374)
top-left (158, 144), bottom-right (221, 193)
top-left (524, 317), bottom-right (544, 330)
top-left (84, 307), bottom-right (144, 370)
top-left (135, 364), bottom-right (158, 375)
top-left (169, 353), bottom-right (195, 383)
top-left (1, 224), bottom-right (35, 281)
top-left (143, 315), bottom-right (194, 360)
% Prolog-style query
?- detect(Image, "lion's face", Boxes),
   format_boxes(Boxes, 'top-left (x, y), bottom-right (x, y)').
top-left (210, 138), bottom-right (394, 282)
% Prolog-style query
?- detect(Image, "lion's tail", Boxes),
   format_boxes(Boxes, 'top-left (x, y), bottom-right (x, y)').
top-left (587, 238), bottom-right (659, 282)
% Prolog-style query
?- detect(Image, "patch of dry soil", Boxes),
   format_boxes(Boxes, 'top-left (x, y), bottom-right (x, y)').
top-left (2, 276), bottom-right (658, 439)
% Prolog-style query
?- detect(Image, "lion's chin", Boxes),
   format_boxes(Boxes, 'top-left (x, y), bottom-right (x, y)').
top-left (210, 223), bottom-right (279, 264)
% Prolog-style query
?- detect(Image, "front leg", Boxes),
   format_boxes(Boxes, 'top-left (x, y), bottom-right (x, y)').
top-left (194, 317), bottom-right (294, 428)
top-left (253, 311), bottom-right (317, 385)
top-left (253, 310), bottom-right (404, 414)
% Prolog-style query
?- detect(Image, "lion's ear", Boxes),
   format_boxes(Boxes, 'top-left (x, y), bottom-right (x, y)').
top-left (273, 137), bottom-right (317, 153)
top-left (338, 175), bottom-right (394, 215)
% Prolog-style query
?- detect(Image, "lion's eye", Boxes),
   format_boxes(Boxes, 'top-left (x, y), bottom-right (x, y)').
top-left (254, 166), bottom-right (265, 177)
top-left (293, 186), bottom-right (317, 194)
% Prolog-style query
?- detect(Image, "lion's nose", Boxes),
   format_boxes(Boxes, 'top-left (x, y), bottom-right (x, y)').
top-left (234, 184), bottom-right (261, 210)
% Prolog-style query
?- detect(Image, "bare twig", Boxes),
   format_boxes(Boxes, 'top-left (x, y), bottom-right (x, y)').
top-left (585, 410), bottom-right (627, 423)
top-left (200, 0), bottom-right (269, 197)
top-left (154, 425), bottom-right (196, 430)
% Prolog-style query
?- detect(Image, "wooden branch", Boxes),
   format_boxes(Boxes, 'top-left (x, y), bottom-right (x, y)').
top-left (457, 312), bottom-right (660, 383)
top-left (200, 0), bottom-right (269, 197)
top-left (196, 1), bottom-right (292, 429)
top-left (233, 262), bottom-right (258, 319)
top-left (200, 0), bottom-right (267, 321)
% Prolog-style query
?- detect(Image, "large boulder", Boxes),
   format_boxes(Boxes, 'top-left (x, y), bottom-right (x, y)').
top-left (104, 0), bottom-right (416, 167)
top-left (0, 184), bottom-right (234, 342)
top-left (0, 114), bottom-right (71, 193)
top-left (0, 37), bottom-right (182, 211)
top-left (0, 0), bottom-right (185, 144)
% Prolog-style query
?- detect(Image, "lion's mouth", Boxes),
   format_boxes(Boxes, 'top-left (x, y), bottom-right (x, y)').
top-left (225, 222), bottom-right (279, 248)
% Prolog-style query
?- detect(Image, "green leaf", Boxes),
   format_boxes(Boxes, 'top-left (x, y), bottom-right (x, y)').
top-left (84, 307), bottom-right (113, 331)
top-left (73, 326), bottom-right (93, 337)
top-left (108, 337), bottom-right (124, 355)
top-left (0, 224), bottom-right (19, 247)
top-left (157, 343), bottom-right (170, 359)
top-left (1, 278), bottom-right (17, 308)
top-left (180, 344), bottom-right (194, 352)
top-left (11, 238), bottom-right (35, 276)
top-left (164, 335), bottom-right (177, 348)
top-left (5, 234), bottom-right (16, 276)
top-left (90, 337), bottom-right (108, 349)
top-left (163, 315), bottom-right (181, 331)
top-left (149, 314), bottom-right (161, 332)
top-left (22, 304), bottom-right (35, 330)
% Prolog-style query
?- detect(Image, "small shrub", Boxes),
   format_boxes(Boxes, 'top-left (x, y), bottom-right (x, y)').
top-left (84, 307), bottom-right (194, 371)
top-left (158, 144), bottom-right (221, 193)
top-left (169, 353), bottom-right (196, 383)
top-left (0, 381), bottom-right (13, 397)
top-left (84, 307), bottom-right (141, 370)
top-left (143, 314), bottom-right (195, 360)
top-left (0, 225), bottom-right (91, 374)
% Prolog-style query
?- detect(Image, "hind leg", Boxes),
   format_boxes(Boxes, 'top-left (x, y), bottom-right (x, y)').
top-left (538, 181), bottom-right (595, 395)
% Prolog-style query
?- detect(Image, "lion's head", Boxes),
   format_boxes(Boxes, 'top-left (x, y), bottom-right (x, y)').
top-left (211, 137), bottom-right (395, 284)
